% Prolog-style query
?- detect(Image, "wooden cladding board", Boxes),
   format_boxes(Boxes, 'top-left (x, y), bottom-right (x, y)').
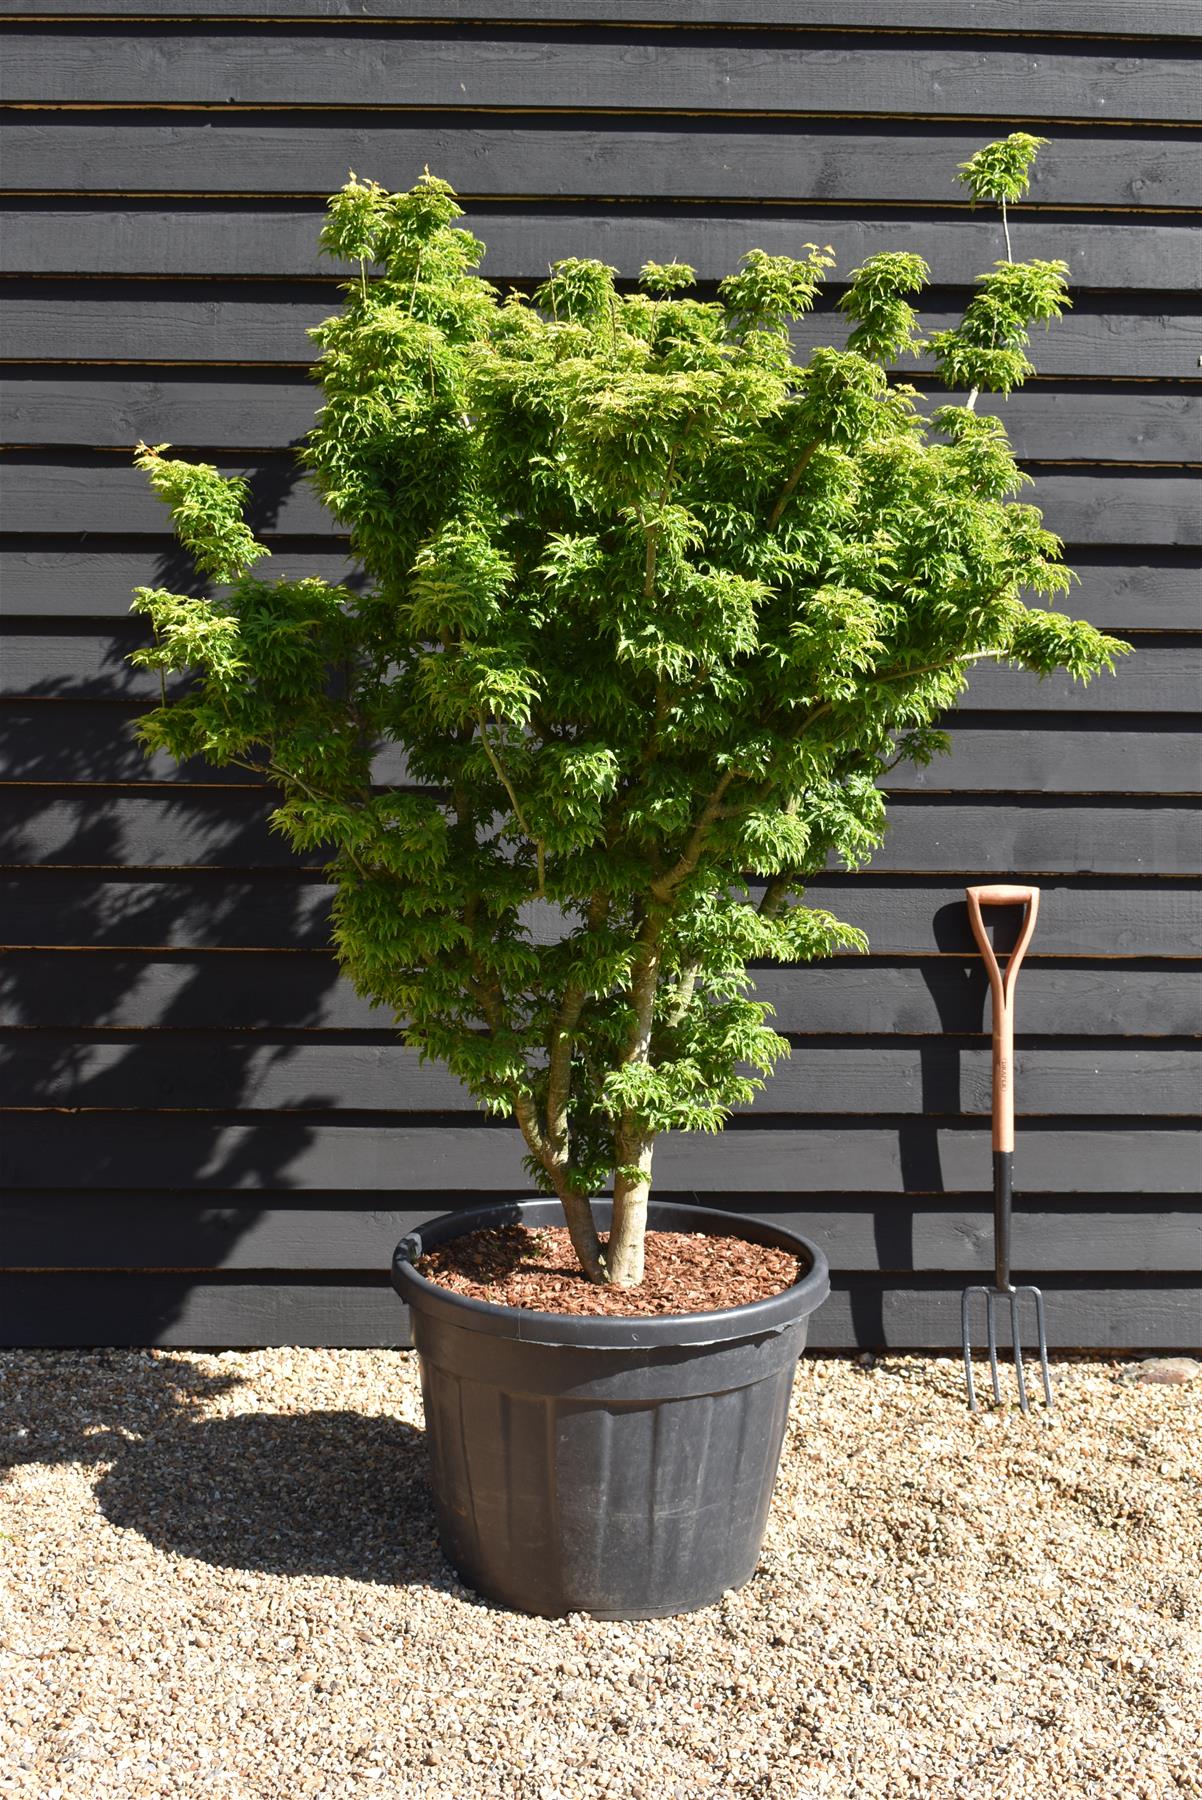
top-left (0, 1274), bottom-right (1195, 1353)
top-left (4, 873), bottom-right (1198, 954)
top-left (6, 632), bottom-right (1198, 712)
top-left (1, 209), bottom-right (1198, 289)
top-left (4, 121), bottom-right (1201, 207)
top-left (3, 785), bottom-right (1198, 875)
top-left (4, 292), bottom-right (1200, 381)
top-left (5, 377), bottom-right (1200, 463)
top-left (3, 953), bottom-right (1197, 1035)
top-left (2, 1194), bottom-right (1200, 1274)
top-left (2, 459), bottom-right (1199, 544)
top-left (4, 705), bottom-right (1197, 791)
top-left (3, 29), bottom-right (1198, 121)
top-left (3, 1035), bottom-right (1198, 1115)
top-left (1, 4), bottom-right (1198, 1349)
top-left (2, 4), bottom-right (1201, 35)
top-left (4, 547), bottom-right (1196, 625)
top-left (5, 1115), bottom-right (1200, 1195)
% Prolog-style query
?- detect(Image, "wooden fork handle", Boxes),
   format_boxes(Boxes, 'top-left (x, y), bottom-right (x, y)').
top-left (966, 885), bottom-right (1040, 1153)
top-left (967, 884), bottom-right (1039, 907)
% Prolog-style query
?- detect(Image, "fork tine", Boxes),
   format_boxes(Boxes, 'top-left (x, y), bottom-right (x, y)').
top-left (961, 1287), bottom-right (979, 1413)
top-left (1029, 1285), bottom-right (1054, 1410)
top-left (1010, 1290), bottom-right (1031, 1413)
top-left (986, 1294), bottom-right (1003, 1407)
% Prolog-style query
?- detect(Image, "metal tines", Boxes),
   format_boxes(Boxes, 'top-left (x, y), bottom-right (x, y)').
top-left (961, 1281), bottom-right (1053, 1415)
top-left (960, 883), bottom-right (1054, 1415)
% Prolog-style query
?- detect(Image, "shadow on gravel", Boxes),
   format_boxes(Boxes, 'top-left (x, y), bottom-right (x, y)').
top-left (0, 1352), bottom-right (242, 1474)
top-left (94, 1408), bottom-right (448, 1587)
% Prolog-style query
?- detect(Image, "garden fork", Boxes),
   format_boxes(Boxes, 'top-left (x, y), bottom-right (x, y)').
top-left (960, 884), bottom-right (1053, 1414)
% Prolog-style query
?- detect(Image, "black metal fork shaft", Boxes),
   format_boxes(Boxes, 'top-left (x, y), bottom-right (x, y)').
top-left (994, 1149), bottom-right (1012, 1290)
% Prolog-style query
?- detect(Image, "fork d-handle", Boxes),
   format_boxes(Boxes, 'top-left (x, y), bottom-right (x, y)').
top-left (966, 884), bottom-right (1040, 1291)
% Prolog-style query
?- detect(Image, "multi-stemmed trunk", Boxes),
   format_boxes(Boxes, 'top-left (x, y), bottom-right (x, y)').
top-left (531, 1140), bottom-right (657, 1289)
top-left (514, 1063), bottom-right (659, 1288)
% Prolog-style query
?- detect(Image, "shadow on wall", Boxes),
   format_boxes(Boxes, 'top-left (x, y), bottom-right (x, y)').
top-left (1, 1350), bottom-right (452, 1590)
top-left (0, 478), bottom-right (357, 1341)
top-left (843, 903), bottom-right (1012, 1348)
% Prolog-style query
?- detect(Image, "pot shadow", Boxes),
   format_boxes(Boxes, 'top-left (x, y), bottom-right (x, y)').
top-left (93, 1405), bottom-right (448, 1587)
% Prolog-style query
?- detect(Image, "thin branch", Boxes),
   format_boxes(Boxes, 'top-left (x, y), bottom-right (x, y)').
top-left (870, 647), bottom-right (999, 687)
top-left (649, 767), bottom-right (738, 902)
top-left (639, 506), bottom-right (659, 600)
top-left (621, 915), bottom-right (664, 1067)
top-left (784, 647), bottom-right (999, 753)
top-left (767, 438), bottom-right (820, 529)
top-left (545, 892), bottom-right (610, 1162)
top-left (253, 755), bottom-right (374, 882)
top-left (754, 648), bottom-right (1002, 912)
top-left (757, 876), bottom-right (793, 918)
top-left (664, 958), bottom-right (702, 1029)
top-left (475, 711), bottom-right (546, 896)
top-left (969, 193), bottom-right (1013, 412)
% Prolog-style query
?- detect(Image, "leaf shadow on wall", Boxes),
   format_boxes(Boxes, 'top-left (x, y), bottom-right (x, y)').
top-left (0, 510), bottom-right (367, 1345)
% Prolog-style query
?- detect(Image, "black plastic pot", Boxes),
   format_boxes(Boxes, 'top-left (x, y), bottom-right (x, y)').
top-left (391, 1198), bottom-right (830, 1619)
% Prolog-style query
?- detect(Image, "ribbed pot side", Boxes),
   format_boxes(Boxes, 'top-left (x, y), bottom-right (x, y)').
top-left (391, 1199), bottom-right (831, 1620)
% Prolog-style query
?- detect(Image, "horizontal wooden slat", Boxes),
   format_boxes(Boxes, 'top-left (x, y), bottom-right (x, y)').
top-left (3, 787), bottom-right (1195, 875)
top-left (883, 728), bottom-right (1199, 795)
top-left (2, 2), bottom-right (1200, 34)
top-left (5, 623), bottom-right (1192, 710)
top-left (5, 290), bottom-right (1199, 381)
top-left (2, 3), bottom-right (1199, 34)
top-left (800, 878), bottom-right (1202, 956)
top-left (5, 119), bottom-right (1199, 206)
top-left (2, 208), bottom-right (1198, 290)
top-left (2, 953), bottom-right (1195, 1034)
top-left (2, 1192), bottom-right (1198, 1274)
top-left (4, 872), bottom-right (1196, 955)
top-left (959, 650), bottom-right (1196, 712)
top-left (4, 29), bottom-right (1197, 122)
top-left (3, 1033), bottom-right (1195, 1115)
top-left (7, 373), bottom-right (1199, 465)
top-left (2, 463), bottom-right (1197, 555)
top-left (2, 703), bottom-right (1195, 793)
top-left (2, 1112), bottom-right (1197, 1194)
top-left (0, 1270), bottom-right (1194, 1351)
top-left (3, 545), bottom-right (1194, 627)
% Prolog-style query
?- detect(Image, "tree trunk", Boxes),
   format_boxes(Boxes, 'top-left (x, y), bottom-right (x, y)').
top-left (558, 1187), bottom-right (609, 1286)
top-left (606, 1134), bottom-right (655, 1287)
top-left (511, 1091), bottom-right (608, 1284)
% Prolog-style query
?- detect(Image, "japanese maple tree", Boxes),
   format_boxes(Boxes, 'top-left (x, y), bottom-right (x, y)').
top-left (131, 136), bottom-right (1124, 1285)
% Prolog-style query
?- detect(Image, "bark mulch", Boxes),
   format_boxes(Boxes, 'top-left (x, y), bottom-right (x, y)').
top-left (415, 1224), bottom-right (804, 1316)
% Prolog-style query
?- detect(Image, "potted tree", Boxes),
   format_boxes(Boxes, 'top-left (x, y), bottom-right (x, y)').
top-left (131, 136), bottom-right (1124, 1617)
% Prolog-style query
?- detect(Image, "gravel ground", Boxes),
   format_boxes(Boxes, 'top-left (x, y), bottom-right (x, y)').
top-left (1, 1348), bottom-right (1198, 1800)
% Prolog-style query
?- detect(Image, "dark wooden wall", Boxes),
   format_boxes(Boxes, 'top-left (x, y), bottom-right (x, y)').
top-left (2, 1), bottom-right (1199, 1349)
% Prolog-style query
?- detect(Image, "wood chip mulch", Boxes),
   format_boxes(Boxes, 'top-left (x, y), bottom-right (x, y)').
top-left (414, 1223), bottom-right (805, 1316)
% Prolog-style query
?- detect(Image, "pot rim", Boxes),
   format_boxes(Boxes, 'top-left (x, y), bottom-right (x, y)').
top-left (391, 1196), bottom-right (831, 1349)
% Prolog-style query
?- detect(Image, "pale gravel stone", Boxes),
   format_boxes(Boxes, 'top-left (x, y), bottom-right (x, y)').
top-left (1, 1349), bottom-right (1199, 1800)
top-left (1127, 1356), bottom-right (1202, 1386)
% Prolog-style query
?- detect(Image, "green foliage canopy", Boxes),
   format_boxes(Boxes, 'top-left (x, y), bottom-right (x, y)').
top-left (131, 142), bottom-right (1126, 1283)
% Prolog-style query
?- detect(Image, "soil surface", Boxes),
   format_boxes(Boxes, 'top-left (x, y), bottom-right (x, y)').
top-left (415, 1223), bottom-right (805, 1316)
